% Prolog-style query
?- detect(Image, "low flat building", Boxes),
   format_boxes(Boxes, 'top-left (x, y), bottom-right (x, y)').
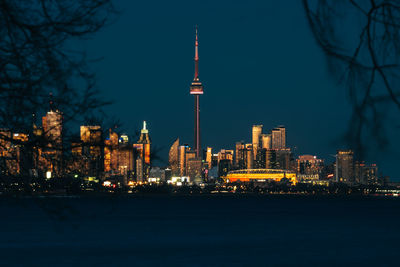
top-left (225, 168), bottom-right (297, 184)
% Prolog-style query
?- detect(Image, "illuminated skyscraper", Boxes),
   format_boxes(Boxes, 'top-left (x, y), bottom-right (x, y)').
top-left (185, 150), bottom-right (196, 174)
top-left (41, 98), bottom-right (63, 177)
top-left (169, 138), bottom-right (180, 176)
top-left (252, 125), bottom-right (263, 158)
top-left (335, 150), bottom-right (354, 183)
top-left (80, 125), bottom-right (103, 177)
top-left (178, 145), bottom-right (189, 176)
top-left (235, 141), bottom-right (245, 169)
top-left (42, 111), bottom-right (62, 146)
top-left (206, 147), bottom-right (212, 169)
top-left (187, 157), bottom-right (202, 181)
top-left (271, 126), bottom-right (286, 150)
top-left (265, 149), bottom-right (277, 169)
top-left (276, 148), bottom-right (292, 170)
top-left (235, 142), bottom-right (254, 170)
top-left (137, 121), bottom-right (151, 165)
top-left (104, 129), bottom-right (119, 173)
top-left (217, 149), bottom-right (234, 177)
top-left (189, 27), bottom-right (203, 158)
top-left (135, 121), bottom-right (151, 181)
top-left (245, 144), bottom-right (254, 169)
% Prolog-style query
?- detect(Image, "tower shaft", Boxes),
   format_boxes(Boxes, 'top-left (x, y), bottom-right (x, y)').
top-left (194, 95), bottom-right (200, 157)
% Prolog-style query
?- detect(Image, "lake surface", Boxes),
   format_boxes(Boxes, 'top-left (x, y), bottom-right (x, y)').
top-left (1, 195), bottom-right (400, 266)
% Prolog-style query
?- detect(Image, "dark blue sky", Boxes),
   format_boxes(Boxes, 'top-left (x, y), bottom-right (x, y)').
top-left (80, 0), bottom-right (398, 179)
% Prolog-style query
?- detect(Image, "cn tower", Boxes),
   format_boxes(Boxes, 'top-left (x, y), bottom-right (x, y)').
top-left (190, 27), bottom-right (203, 158)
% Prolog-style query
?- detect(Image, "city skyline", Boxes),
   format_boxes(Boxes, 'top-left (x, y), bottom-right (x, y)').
top-left (81, 1), bottom-right (399, 179)
top-left (0, 1), bottom-right (394, 180)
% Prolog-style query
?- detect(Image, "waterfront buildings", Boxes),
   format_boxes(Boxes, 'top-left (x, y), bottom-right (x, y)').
top-left (235, 125), bottom-right (291, 173)
top-left (167, 139), bottom-right (202, 181)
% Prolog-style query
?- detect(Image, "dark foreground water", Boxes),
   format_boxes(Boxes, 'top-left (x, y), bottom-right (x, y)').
top-left (1, 195), bottom-right (400, 266)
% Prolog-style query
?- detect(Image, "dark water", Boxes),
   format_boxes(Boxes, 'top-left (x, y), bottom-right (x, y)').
top-left (1, 195), bottom-right (400, 266)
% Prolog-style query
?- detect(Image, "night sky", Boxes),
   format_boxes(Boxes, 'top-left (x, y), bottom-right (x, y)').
top-left (80, 0), bottom-right (398, 179)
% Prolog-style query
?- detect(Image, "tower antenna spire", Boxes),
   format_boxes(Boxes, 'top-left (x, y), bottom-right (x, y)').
top-left (194, 25), bottom-right (199, 80)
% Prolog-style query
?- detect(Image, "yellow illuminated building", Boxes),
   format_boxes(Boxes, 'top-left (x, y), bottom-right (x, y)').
top-left (0, 130), bottom-right (28, 176)
top-left (261, 134), bottom-right (271, 149)
top-left (218, 149), bottom-right (234, 163)
top-left (252, 125), bottom-right (262, 158)
top-left (225, 169), bottom-right (297, 184)
top-left (104, 129), bottom-right (119, 172)
top-left (169, 138), bottom-right (180, 176)
top-left (137, 121), bottom-right (151, 165)
top-left (271, 126), bottom-right (286, 150)
top-left (40, 109), bottom-right (63, 177)
top-left (206, 147), bottom-right (212, 169)
top-left (80, 126), bottom-right (102, 143)
top-left (135, 121), bottom-right (151, 181)
top-left (335, 150), bottom-right (354, 183)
